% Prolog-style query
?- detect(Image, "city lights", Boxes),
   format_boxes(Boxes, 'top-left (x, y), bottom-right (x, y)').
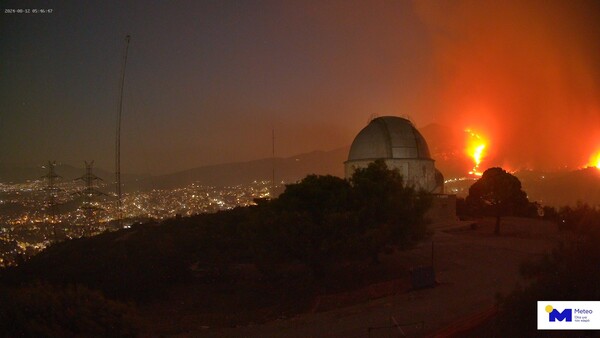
top-left (0, 180), bottom-right (276, 266)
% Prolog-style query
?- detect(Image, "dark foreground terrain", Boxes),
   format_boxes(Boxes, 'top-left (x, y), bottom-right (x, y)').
top-left (1, 216), bottom-right (581, 337)
top-left (150, 218), bottom-right (559, 337)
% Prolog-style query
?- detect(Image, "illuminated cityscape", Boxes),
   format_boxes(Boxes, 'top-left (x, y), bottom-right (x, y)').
top-left (0, 180), bottom-right (275, 267)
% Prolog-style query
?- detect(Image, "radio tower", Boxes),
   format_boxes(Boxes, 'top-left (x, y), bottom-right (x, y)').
top-left (271, 128), bottom-right (275, 196)
top-left (115, 35), bottom-right (130, 225)
top-left (42, 161), bottom-right (61, 240)
top-left (75, 161), bottom-right (106, 222)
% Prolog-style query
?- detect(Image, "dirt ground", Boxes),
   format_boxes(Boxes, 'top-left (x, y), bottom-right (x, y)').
top-left (171, 217), bottom-right (559, 337)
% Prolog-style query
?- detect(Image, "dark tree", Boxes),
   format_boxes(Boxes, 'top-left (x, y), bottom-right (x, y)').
top-left (251, 175), bottom-right (355, 278)
top-left (350, 160), bottom-right (431, 260)
top-left (350, 159), bottom-right (406, 224)
top-left (466, 167), bottom-right (529, 235)
top-left (253, 163), bottom-right (431, 277)
top-left (275, 175), bottom-right (352, 223)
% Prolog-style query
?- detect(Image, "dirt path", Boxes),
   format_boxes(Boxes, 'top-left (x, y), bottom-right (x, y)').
top-left (176, 218), bottom-right (558, 337)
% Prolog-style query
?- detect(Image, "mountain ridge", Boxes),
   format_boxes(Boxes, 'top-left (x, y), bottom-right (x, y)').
top-left (129, 147), bottom-right (349, 191)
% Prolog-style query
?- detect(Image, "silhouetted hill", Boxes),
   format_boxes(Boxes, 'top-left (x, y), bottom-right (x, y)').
top-left (516, 167), bottom-right (600, 207)
top-left (0, 125), bottom-right (466, 189)
top-left (127, 124), bottom-right (473, 192)
top-left (0, 149), bottom-right (347, 189)
top-left (4, 130), bottom-right (598, 208)
top-left (419, 123), bottom-right (471, 179)
top-left (420, 124), bottom-right (600, 207)
top-left (1, 221), bottom-right (187, 302)
top-left (419, 123), bottom-right (460, 156)
top-left (0, 163), bottom-right (143, 184)
top-left (130, 147), bottom-right (349, 191)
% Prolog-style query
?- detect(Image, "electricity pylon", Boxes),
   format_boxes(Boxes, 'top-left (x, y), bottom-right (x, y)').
top-left (75, 161), bottom-right (106, 223)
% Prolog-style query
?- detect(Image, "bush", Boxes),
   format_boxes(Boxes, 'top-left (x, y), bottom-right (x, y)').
top-left (2, 161), bottom-right (434, 305)
top-left (252, 160), bottom-right (431, 278)
top-left (0, 283), bottom-right (141, 337)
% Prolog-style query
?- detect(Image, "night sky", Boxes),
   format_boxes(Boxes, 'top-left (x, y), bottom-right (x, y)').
top-left (2, 1), bottom-right (599, 175)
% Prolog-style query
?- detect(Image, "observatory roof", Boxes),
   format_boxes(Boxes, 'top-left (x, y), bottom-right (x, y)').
top-left (347, 116), bottom-right (432, 161)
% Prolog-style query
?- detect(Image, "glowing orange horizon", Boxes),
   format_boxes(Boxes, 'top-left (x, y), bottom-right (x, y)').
top-left (465, 129), bottom-right (487, 176)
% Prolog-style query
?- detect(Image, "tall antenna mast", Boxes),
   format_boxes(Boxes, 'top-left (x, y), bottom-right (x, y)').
top-left (116, 35), bottom-right (130, 224)
top-left (271, 128), bottom-right (275, 196)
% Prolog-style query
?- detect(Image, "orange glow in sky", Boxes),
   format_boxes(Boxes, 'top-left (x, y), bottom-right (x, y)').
top-left (465, 129), bottom-right (487, 176)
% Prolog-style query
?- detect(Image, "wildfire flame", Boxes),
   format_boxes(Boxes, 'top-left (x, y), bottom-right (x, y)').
top-left (588, 152), bottom-right (600, 169)
top-left (465, 129), bottom-right (487, 176)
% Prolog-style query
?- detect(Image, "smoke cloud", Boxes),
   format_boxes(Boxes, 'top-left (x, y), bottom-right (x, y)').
top-left (415, 0), bottom-right (600, 171)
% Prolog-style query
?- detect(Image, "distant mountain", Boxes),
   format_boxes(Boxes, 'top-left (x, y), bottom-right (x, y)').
top-left (420, 124), bottom-right (600, 207)
top-left (419, 123), bottom-right (471, 179)
top-left (130, 123), bottom-right (471, 192)
top-left (129, 147), bottom-right (349, 191)
top-left (445, 168), bottom-right (600, 207)
top-left (0, 164), bottom-right (145, 185)
top-left (419, 123), bottom-right (460, 155)
top-left (516, 167), bottom-right (600, 207)
top-left (0, 124), bottom-right (461, 188)
top-left (6, 127), bottom-right (598, 208)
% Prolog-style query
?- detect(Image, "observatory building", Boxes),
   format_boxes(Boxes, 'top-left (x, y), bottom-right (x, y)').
top-left (345, 116), bottom-right (455, 222)
top-left (345, 116), bottom-right (444, 193)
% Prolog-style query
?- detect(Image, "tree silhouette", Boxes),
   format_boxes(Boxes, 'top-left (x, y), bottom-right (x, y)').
top-left (466, 167), bottom-right (529, 235)
top-left (253, 162), bottom-right (431, 277)
top-left (350, 160), bottom-right (431, 261)
top-left (275, 175), bottom-right (352, 223)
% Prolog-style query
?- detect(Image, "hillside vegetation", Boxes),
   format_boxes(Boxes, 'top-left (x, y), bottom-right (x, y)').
top-left (0, 160), bottom-right (431, 334)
